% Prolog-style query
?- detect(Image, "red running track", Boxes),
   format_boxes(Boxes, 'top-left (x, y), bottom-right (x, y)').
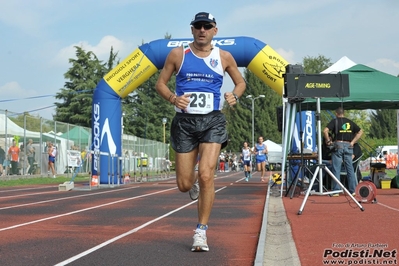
top-left (0, 171), bottom-right (268, 266)
top-left (283, 188), bottom-right (399, 266)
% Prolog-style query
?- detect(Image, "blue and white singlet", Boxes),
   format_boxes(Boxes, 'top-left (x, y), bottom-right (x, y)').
top-left (242, 148), bottom-right (251, 162)
top-left (255, 143), bottom-right (267, 162)
top-left (175, 44), bottom-right (224, 114)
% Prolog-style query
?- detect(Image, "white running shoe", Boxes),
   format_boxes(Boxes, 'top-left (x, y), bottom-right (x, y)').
top-left (191, 230), bottom-right (209, 252)
top-left (189, 180), bottom-right (199, 200)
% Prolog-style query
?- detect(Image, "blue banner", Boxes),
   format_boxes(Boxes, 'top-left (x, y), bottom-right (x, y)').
top-left (289, 110), bottom-right (317, 181)
top-left (291, 110), bottom-right (317, 153)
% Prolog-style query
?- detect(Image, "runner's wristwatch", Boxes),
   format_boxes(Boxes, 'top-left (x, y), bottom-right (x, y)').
top-left (233, 93), bottom-right (239, 102)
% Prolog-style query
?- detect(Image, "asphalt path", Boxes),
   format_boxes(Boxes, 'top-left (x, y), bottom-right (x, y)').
top-left (0, 171), bottom-right (268, 266)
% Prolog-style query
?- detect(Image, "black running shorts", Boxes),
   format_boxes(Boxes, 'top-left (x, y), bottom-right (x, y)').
top-left (170, 111), bottom-right (228, 153)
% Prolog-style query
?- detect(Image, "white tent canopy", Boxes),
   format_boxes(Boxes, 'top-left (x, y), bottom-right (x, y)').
top-left (0, 114), bottom-right (74, 175)
top-left (264, 139), bottom-right (282, 164)
top-left (264, 139), bottom-right (282, 152)
top-left (321, 56), bottom-right (356, 74)
top-left (0, 113), bottom-right (40, 139)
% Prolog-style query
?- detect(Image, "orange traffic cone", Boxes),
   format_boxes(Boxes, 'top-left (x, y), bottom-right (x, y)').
top-left (91, 175), bottom-right (99, 186)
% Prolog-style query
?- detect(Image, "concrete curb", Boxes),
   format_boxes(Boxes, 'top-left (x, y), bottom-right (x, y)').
top-left (255, 183), bottom-right (301, 266)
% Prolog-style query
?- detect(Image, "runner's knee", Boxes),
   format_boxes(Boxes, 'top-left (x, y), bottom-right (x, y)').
top-left (176, 177), bottom-right (194, 192)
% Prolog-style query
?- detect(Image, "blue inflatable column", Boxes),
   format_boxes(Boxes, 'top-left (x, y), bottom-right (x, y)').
top-left (92, 79), bottom-right (122, 184)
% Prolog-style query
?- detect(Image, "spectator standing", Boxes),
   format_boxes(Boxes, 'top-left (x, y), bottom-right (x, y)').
top-left (8, 140), bottom-right (20, 175)
top-left (224, 153), bottom-right (229, 172)
top-left (19, 144), bottom-right (27, 175)
top-left (26, 139), bottom-right (35, 175)
top-left (219, 153), bottom-right (225, 172)
top-left (323, 107), bottom-right (363, 196)
top-left (81, 148), bottom-right (87, 172)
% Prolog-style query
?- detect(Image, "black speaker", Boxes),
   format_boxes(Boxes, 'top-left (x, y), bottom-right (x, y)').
top-left (285, 64), bottom-right (304, 74)
top-left (283, 64), bottom-right (305, 100)
top-left (276, 106), bottom-right (283, 132)
top-left (284, 73), bottom-right (350, 98)
top-left (283, 64), bottom-right (350, 99)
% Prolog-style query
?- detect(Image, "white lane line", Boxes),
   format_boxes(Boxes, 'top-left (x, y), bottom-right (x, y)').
top-left (0, 186), bottom-right (140, 210)
top-left (54, 186), bottom-right (227, 266)
top-left (0, 187), bottom-right (177, 232)
top-left (377, 201), bottom-right (399, 212)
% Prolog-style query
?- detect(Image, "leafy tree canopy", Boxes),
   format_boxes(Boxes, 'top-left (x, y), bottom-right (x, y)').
top-left (53, 46), bottom-right (118, 127)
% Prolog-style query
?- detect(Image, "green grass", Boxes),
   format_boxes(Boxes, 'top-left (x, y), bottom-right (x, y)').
top-left (361, 169), bottom-right (397, 179)
top-left (0, 170), bottom-right (173, 187)
top-left (0, 175), bottom-right (90, 187)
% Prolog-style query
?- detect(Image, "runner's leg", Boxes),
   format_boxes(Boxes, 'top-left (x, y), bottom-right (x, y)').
top-left (197, 142), bottom-right (220, 225)
top-left (175, 148), bottom-right (198, 192)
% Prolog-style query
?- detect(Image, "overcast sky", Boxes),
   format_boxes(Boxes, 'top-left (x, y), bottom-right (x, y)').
top-left (1, 0), bottom-right (398, 119)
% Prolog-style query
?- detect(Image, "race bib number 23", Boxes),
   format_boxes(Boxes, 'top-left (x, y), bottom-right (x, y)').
top-left (181, 92), bottom-right (214, 114)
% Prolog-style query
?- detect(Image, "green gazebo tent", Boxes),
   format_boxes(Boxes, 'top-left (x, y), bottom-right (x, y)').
top-left (302, 64), bottom-right (399, 110)
top-left (60, 127), bottom-right (91, 145)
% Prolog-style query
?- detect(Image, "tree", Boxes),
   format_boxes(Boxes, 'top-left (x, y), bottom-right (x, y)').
top-left (54, 46), bottom-right (118, 127)
top-left (121, 34), bottom-right (176, 143)
top-left (345, 110), bottom-right (371, 135)
top-left (369, 109), bottom-right (397, 139)
top-left (8, 113), bottom-right (53, 133)
top-left (224, 69), bottom-right (282, 152)
top-left (303, 54), bottom-right (332, 74)
top-left (123, 72), bottom-right (176, 142)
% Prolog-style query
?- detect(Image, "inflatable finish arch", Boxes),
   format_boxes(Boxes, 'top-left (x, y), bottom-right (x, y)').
top-left (92, 36), bottom-right (288, 184)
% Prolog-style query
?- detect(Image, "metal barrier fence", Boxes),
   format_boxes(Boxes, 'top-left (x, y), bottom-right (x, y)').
top-left (0, 109), bottom-right (169, 179)
top-left (88, 150), bottom-right (172, 188)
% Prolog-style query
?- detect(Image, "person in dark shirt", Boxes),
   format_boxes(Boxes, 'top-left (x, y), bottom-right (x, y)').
top-left (323, 107), bottom-right (363, 196)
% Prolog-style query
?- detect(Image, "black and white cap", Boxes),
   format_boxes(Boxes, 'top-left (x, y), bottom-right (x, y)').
top-left (190, 12), bottom-right (216, 25)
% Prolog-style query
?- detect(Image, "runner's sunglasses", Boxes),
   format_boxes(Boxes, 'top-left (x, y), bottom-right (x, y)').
top-left (192, 23), bottom-right (215, 30)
